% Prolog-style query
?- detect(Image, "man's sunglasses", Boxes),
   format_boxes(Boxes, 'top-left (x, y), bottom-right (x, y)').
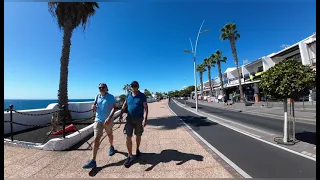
top-left (99, 87), bottom-right (105, 89)
top-left (131, 85), bottom-right (138, 88)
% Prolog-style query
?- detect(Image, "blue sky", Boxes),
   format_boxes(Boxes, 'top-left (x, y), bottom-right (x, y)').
top-left (4, 1), bottom-right (315, 99)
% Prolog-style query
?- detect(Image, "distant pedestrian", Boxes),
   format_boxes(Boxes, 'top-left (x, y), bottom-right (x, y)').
top-left (232, 91), bottom-right (237, 104)
top-left (83, 83), bottom-right (117, 169)
top-left (119, 81), bottom-right (148, 168)
top-left (223, 93), bottom-right (228, 105)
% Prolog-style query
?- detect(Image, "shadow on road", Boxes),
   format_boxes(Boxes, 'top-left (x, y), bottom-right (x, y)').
top-left (296, 131), bottom-right (317, 145)
top-left (146, 115), bottom-right (218, 131)
top-left (89, 149), bottom-right (203, 176)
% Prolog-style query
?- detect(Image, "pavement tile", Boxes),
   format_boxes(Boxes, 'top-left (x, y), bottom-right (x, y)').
top-left (4, 100), bottom-right (235, 178)
top-left (186, 167), bottom-right (233, 178)
top-left (143, 170), bottom-right (188, 178)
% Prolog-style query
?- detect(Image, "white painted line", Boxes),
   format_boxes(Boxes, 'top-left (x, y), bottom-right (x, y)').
top-left (172, 100), bottom-right (317, 162)
top-left (198, 108), bottom-right (274, 136)
top-left (176, 101), bottom-right (264, 138)
top-left (167, 103), bottom-right (252, 178)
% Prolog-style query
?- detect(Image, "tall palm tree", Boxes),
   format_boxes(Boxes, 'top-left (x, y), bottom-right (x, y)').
top-left (196, 64), bottom-right (206, 96)
top-left (203, 57), bottom-right (216, 96)
top-left (48, 2), bottom-right (99, 120)
top-left (220, 22), bottom-right (244, 101)
top-left (214, 50), bottom-right (227, 95)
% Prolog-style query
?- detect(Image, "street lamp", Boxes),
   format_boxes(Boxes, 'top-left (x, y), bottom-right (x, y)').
top-left (183, 20), bottom-right (209, 112)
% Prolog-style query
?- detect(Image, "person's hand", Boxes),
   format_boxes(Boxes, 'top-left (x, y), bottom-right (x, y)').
top-left (105, 118), bottom-right (111, 125)
top-left (92, 105), bottom-right (97, 111)
top-left (142, 119), bottom-right (147, 127)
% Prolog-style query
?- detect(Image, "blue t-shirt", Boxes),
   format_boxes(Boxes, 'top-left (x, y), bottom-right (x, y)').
top-left (95, 93), bottom-right (116, 123)
top-left (126, 91), bottom-right (147, 118)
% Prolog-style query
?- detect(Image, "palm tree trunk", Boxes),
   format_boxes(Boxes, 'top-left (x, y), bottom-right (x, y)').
top-left (218, 61), bottom-right (224, 95)
top-left (229, 37), bottom-right (244, 102)
top-left (200, 72), bottom-right (204, 95)
top-left (58, 27), bottom-right (73, 122)
top-left (208, 66), bottom-right (213, 96)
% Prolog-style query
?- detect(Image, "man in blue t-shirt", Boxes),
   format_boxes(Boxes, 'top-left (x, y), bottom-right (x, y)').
top-left (83, 83), bottom-right (116, 169)
top-left (119, 81), bottom-right (148, 168)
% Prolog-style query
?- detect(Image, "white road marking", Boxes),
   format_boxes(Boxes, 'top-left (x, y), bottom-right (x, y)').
top-left (172, 100), bottom-right (317, 162)
top-left (167, 103), bottom-right (252, 178)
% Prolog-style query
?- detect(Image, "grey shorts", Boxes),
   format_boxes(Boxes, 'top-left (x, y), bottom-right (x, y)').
top-left (93, 121), bottom-right (113, 138)
top-left (124, 116), bottom-right (144, 137)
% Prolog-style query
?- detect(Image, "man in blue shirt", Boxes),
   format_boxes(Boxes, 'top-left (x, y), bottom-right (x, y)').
top-left (83, 83), bottom-right (116, 169)
top-left (119, 81), bottom-right (148, 168)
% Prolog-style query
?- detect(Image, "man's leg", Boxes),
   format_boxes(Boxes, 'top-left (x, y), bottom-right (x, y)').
top-left (83, 122), bottom-right (103, 169)
top-left (124, 117), bottom-right (134, 168)
top-left (105, 122), bottom-right (116, 156)
top-left (134, 119), bottom-right (144, 158)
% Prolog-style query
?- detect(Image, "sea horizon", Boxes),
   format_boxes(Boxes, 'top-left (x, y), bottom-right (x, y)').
top-left (4, 99), bottom-right (95, 110)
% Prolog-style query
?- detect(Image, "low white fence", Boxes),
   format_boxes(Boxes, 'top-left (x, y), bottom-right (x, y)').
top-left (4, 98), bottom-right (156, 135)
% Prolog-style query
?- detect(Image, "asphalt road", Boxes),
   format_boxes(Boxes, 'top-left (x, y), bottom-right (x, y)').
top-left (176, 99), bottom-right (316, 145)
top-left (168, 100), bottom-right (316, 178)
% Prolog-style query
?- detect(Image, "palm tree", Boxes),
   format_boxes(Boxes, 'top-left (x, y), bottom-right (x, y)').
top-left (196, 64), bottom-right (206, 96)
top-left (48, 2), bottom-right (99, 120)
top-left (123, 84), bottom-right (130, 94)
top-left (214, 50), bottom-right (227, 95)
top-left (203, 57), bottom-right (216, 96)
top-left (220, 22), bottom-right (243, 101)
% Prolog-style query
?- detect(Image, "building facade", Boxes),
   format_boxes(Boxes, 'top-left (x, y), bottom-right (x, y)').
top-left (195, 33), bottom-right (316, 102)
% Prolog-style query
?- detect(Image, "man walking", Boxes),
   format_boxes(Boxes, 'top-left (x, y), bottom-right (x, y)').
top-left (119, 81), bottom-right (148, 168)
top-left (83, 83), bottom-right (117, 169)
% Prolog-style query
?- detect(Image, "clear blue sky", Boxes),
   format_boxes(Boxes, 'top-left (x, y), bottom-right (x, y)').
top-left (4, 1), bottom-right (315, 99)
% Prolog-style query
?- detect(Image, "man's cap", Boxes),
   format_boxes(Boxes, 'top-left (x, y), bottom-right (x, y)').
top-left (99, 83), bottom-right (108, 88)
top-left (130, 81), bottom-right (139, 86)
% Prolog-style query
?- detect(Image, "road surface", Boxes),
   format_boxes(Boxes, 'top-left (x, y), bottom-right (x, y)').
top-left (169, 100), bottom-right (316, 178)
top-left (176, 99), bottom-right (316, 145)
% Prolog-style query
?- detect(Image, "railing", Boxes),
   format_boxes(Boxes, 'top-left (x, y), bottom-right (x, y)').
top-left (3, 100), bottom-right (128, 144)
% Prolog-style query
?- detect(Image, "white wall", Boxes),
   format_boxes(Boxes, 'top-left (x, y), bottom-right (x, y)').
top-left (4, 101), bottom-right (113, 135)
top-left (262, 56), bottom-right (276, 71)
top-left (308, 42), bottom-right (316, 64)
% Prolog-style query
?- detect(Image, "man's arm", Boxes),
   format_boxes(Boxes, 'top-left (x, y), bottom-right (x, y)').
top-left (143, 101), bottom-right (148, 121)
top-left (107, 104), bottom-right (116, 120)
top-left (143, 95), bottom-right (148, 121)
top-left (105, 96), bottom-right (116, 124)
top-left (119, 100), bottom-right (127, 119)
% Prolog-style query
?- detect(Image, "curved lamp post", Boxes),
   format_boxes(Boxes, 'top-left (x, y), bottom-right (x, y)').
top-left (183, 20), bottom-right (209, 112)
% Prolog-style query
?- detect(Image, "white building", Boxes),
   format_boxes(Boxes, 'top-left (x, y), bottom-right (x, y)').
top-left (196, 33), bottom-right (316, 102)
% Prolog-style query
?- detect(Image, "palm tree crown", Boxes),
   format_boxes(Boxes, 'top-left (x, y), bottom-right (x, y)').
top-left (48, 2), bottom-right (99, 30)
top-left (196, 64), bottom-right (206, 73)
top-left (220, 22), bottom-right (240, 41)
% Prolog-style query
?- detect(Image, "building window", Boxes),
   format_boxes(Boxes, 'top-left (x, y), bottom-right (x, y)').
top-left (286, 53), bottom-right (302, 62)
top-left (257, 66), bottom-right (263, 72)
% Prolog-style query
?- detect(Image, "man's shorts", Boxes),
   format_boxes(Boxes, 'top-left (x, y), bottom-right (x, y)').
top-left (93, 121), bottom-right (113, 138)
top-left (124, 116), bottom-right (144, 137)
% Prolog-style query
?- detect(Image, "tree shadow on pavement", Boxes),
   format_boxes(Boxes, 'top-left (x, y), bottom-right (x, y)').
top-left (295, 131), bottom-right (316, 145)
top-left (147, 116), bottom-right (218, 130)
top-left (89, 149), bottom-right (203, 176)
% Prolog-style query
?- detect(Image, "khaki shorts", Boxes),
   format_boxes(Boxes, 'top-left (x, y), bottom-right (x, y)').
top-left (93, 121), bottom-right (113, 138)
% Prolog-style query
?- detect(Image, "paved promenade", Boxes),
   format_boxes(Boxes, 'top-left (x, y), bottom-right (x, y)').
top-left (4, 100), bottom-right (237, 178)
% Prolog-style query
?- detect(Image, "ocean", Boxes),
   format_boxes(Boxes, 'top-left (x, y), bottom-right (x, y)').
top-left (4, 99), bottom-right (94, 111)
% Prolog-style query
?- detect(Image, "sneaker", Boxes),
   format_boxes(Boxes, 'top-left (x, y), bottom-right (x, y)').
top-left (136, 149), bottom-right (141, 158)
top-left (82, 159), bottom-right (97, 169)
top-left (109, 146), bottom-right (116, 156)
top-left (124, 156), bottom-right (133, 168)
